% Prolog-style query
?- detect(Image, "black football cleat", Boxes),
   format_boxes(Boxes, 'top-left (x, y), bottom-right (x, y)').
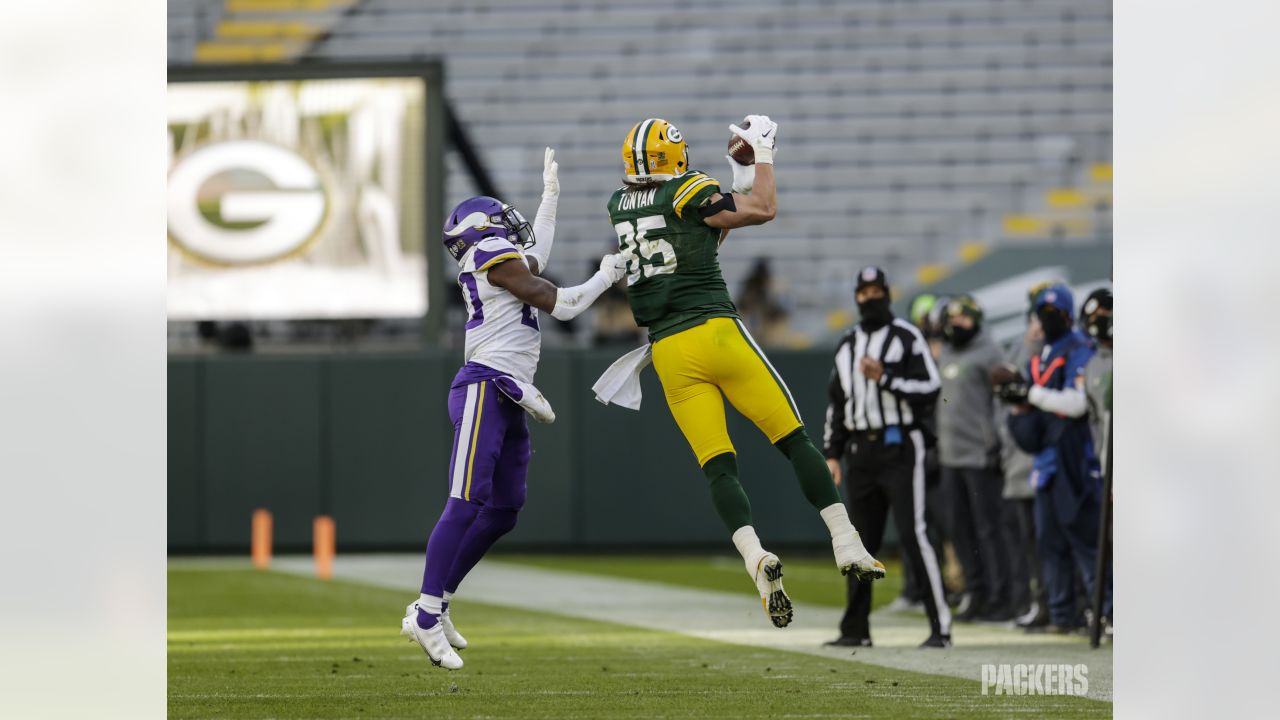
top-left (824, 636), bottom-right (872, 648)
top-left (919, 634), bottom-right (953, 649)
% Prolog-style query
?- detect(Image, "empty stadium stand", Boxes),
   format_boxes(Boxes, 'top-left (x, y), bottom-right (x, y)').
top-left (169, 0), bottom-right (1112, 343)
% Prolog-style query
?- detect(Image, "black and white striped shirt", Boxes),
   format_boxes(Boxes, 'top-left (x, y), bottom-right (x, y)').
top-left (823, 317), bottom-right (941, 457)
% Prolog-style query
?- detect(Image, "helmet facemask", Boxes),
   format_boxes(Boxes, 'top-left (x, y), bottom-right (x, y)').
top-left (496, 205), bottom-right (534, 249)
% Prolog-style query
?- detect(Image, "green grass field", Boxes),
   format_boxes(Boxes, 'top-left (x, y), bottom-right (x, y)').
top-left (169, 564), bottom-right (1109, 719)
top-left (507, 552), bottom-right (904, 611)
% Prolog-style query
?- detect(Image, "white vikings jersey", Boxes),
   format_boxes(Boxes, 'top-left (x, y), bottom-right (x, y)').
top-left (458, 237), bottom-right (541, 383)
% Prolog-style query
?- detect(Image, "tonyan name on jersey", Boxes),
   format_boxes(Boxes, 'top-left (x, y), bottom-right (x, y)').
top-left (606, 170), bottom-right (738, 341)
top-left (456, 236), bottom-right (541, 383)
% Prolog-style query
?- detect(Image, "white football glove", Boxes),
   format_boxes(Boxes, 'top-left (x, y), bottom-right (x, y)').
top-left (542, 146), bottom-right (559, 197)
top-left (599, 252), bottom-right (627, 285)
top-left (494, 376), bottom-right (556, 424)
top-left (729, 114), bottom-right (778, 165)
top-left (725, 154), bottom-right (756, 194)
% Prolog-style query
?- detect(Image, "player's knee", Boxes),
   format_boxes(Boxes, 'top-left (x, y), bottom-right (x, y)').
top-left (443, 497), bottom-right (481, 522)
top-left (701, 452), bottom-right (738, 483)
top-left (773, 427), bottom-right (812, 458)
top-left (480, 505), bottom-right (520, 536)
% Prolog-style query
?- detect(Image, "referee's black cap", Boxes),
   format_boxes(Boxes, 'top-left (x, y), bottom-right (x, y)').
top-left (855, 265), bottom-right (889, 293)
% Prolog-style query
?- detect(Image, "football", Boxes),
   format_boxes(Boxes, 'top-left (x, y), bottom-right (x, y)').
top-left (728, 118), bottom-right (755, 165)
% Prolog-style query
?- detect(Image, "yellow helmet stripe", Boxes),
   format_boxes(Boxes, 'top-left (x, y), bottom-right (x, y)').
top-left (634, 118), bottom-right (655, 175)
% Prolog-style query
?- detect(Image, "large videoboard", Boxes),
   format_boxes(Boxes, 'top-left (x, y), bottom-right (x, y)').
top-left (167, 63), bottom-right (443, 320)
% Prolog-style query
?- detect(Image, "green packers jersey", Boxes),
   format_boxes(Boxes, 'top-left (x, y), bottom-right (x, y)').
top-left (606, 170), bottom-right (738, 341)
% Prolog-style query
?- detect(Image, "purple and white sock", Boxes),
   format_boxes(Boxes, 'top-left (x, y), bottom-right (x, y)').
top-left (416, 594), bottom-right (443, 629)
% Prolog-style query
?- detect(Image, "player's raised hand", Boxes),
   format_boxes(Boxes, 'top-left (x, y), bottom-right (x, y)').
top-left (729, 115), bottom-right (778, 164)
top-left (599, 252), bottom-right (627, 285)
top-left (542, 146), bottom-right (559, 197)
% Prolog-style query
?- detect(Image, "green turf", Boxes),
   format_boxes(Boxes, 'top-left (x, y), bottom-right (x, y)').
top-left (169, 567), bottom-right (1108, 719)
top-left (504, 553), bottom-right (905, 611)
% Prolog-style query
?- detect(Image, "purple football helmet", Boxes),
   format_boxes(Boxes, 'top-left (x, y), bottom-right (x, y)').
top-left (442, 195), bottom-right (534, 264)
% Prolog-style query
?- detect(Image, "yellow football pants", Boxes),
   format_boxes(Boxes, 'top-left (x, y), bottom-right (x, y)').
top-left (651, 317), bottom-right (803, 466)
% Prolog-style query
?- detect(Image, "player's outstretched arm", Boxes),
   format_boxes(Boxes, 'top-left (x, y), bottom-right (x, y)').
top-left (487, 253), bottom-right (626, 321)
top-left (702, 163), bottom-right (777, 229)
top-left (525, 147), bottom-right (559, 275)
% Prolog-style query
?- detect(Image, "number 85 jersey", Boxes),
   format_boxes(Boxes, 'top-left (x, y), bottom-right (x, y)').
top-left (606, 170), bottom-right (738, 342)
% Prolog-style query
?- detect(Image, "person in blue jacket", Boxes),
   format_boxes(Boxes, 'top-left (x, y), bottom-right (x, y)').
top-left (990, 284), bottom-right (1112, 634)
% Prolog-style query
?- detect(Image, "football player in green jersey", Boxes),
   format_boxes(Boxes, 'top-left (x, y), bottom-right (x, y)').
top-left (604, 116), bottom-right (884, 629)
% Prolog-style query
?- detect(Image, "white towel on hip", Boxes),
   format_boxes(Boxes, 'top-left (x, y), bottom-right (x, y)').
top-left (591, 344), bottom-right (652, 410)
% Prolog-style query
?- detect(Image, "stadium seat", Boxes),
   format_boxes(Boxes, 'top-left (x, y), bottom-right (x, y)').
top-left (171, 0), bottom-right (1112, 314)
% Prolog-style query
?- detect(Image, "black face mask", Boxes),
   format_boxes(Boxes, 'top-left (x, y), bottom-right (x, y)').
top-left (944, 323), bottom-right (977, 348)
top-left (1086, 314), bottom-right (1112, 342)
top-left (1037, 307), bottom-right (1071, 341)
top-left (858, 297), bottom-right (892, 328)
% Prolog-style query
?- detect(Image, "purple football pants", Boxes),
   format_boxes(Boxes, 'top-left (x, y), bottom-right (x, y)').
top-left (420, 379), bottom-right (531, 599)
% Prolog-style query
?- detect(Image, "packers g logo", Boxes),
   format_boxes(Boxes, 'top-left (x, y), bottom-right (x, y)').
top-left (665, 125), bottom-right (682, 143)
top-left (168, 140), bottom-right (328, 265)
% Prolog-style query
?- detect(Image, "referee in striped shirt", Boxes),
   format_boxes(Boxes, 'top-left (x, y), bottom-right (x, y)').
top-left (823, 266), bottom-right (953, 648)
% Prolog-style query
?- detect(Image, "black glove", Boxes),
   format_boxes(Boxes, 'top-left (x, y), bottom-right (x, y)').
top-left (990, 364), bottom-right (1030, 405)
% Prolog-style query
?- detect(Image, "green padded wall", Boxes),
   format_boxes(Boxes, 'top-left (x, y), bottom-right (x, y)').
top-left (169, 347), bottom-right (860, 551)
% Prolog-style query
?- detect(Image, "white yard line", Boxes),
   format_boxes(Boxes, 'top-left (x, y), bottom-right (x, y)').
top-left (202, 554), bottom-right (1111, 702)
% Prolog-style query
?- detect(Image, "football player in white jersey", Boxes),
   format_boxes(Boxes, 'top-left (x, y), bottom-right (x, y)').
top-left (402, 149), bottom-right (626, 669)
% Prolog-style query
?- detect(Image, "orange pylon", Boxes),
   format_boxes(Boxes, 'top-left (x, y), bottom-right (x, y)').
top-left (313, 515), bottom-right (335, 580)
top-left (251, 509), bottom-right (272, 569)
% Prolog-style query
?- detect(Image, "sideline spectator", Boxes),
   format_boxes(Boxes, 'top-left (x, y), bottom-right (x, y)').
top-left (737, 258), bottom-right (784, 336)
top-left (1000, 286), bottom-right (1050, 628)
top-left (1080, 287), bottom-right (1114, 639)
top-left (937, 295), bottom-right (1015, 622)
top-left (992, 284), bottom-right (1111, 634)
top-left (737, 257), bottom-right (807, 347)
top-left (888, 294), bottom-right (948, 613)
top-left (1079, 288), bottom-right (1113, 460)
top-left (591, 281), bottom-right (644, 346)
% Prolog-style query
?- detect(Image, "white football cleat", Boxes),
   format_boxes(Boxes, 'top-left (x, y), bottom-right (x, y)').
top-left (439, 611), bottom-right (468, 650)
top-left (833, 529), bottom-right (886, 581)
top-left (747, 552), bottom-right (793, 628)
top-left (401, 602), bottom-right (417, 639)
top-left (403, 611), bottom-right (463, 670)
top-left (403, 602), bottom-right (467, 650)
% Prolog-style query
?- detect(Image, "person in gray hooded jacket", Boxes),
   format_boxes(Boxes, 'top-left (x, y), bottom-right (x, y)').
top-left (937, 295), bottom-right (1016, 621)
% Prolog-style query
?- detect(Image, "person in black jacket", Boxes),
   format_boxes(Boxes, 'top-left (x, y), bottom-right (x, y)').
top-left (823, 266), bottom-right (953, 648)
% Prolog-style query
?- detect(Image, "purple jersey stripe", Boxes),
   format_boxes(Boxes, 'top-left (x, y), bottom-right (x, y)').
top-left (460, 273), bottom-right (484, 329)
